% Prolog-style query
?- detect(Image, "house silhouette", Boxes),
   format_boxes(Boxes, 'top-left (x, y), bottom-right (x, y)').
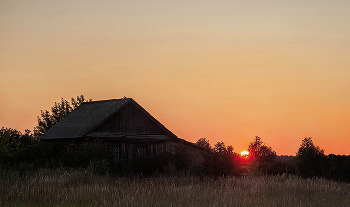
top-left (40, 97), bottom-right (204, 167)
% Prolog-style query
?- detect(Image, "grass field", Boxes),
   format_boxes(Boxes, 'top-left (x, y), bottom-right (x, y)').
top-left (1, 170), bottom-right (350, 207)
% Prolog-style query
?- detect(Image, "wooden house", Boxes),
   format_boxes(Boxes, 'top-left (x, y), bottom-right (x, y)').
top-left (40, 97), bottom-right (204, 167)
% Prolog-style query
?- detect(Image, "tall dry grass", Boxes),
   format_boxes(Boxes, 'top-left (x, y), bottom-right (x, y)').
top-left (1, 169), bottom-right (350, 207)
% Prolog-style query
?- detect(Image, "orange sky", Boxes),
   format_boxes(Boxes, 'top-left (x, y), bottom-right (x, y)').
top-left (1, 1), bottom-right (349, 155)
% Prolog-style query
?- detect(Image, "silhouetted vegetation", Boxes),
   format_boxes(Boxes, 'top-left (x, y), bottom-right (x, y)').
top-left (1, 125), bottom-right (350, 182)
top-left (0, 127), bottom-right (37, 168)
top-left (194, 138), bottom-right (239, 176)
top-left (248, 136), bottom-right (276, 163)
top-left (60, 142), bottom-right (115, 175)
top-left (0, 127), bottom-right (66, 174)
top-left (296, 137), bottom-right (326, 178)
top-left (324, 154), bottom-right (350, 182)
top-left (248, 136), bottom-right (277, 174)
top-left (193, 136), bottom-right (350, 182)
top-left (34, 95), bottom-right (90, 136)
top-left (195, 137), bottom-right (212, 150)
top-left (122, 147), bottom-right (192, 176)
top-left (0, 128), bottom-right (193, 176)
top-left (199, 141), bottom-right (239, 176)
top-left (294, 137), bottom-right (350, 182)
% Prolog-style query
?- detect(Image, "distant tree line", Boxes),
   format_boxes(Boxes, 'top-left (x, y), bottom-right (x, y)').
top-left (1, 128), bottom-right (349, 181)
top-left (195, 136), bottom-right (280, 176)
top-left (194, 136), bottom-right (350, 182)
top-left (0, 95), bottom-right (349, 182)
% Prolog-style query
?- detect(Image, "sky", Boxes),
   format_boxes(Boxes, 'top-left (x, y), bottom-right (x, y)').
top-left (1, 0), bottom-right (349, 155)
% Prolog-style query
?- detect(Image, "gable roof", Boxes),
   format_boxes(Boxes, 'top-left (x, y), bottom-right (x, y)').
top-left (40, 97), bottom-right (177, 140)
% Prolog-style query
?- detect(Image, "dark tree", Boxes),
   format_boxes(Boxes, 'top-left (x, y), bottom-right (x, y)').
top-left (196, 138), bottom-right (236, 176)
top-left (213, 141), bottom-right (227, 155)
top-left (34, 95), bottom-right (90, 136)
top-left (195, 138), bottom-right (212, 150)
top-left (325, 154), bottom-right (350, 182)
top-left (0, 127), bottom-right (22, 165)
top-left (202, 141), bottom-right (238, 176)
top-left (248, 136), bottom-right (276, 163)
top-left (227, 145), bottom-right (234, 154)
top-left (296, 137), bottom-right (326, 178)
top-left (0, 127), bottom-right (37, 167)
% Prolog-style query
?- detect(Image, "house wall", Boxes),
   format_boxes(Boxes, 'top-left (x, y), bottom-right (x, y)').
top-left (107, 139), bottom-right (204, 169)
top-left (115, 141), bottom-right (167, 161)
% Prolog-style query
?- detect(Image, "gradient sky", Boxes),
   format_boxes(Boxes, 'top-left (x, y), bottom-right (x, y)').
top-left (1, 0), bottom-right (349, 155)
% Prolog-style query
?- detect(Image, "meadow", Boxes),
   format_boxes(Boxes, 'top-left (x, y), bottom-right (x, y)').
top-left (1, 170), bottom-right (350, 207)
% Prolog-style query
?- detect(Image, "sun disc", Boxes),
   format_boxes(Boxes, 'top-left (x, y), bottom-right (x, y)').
top-left (240, 151), bottom-right (249, 157)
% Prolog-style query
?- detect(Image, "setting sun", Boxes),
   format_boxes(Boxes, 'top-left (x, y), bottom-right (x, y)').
top-left (240, 151), bottom-right (249, 157)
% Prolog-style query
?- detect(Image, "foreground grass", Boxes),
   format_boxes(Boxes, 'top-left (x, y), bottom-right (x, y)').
top-left (1, 170), bottom-right (350, 207)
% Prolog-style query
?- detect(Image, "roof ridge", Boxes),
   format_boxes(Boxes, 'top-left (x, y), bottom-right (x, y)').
top-left (82, 97), bottom-right (131, 104)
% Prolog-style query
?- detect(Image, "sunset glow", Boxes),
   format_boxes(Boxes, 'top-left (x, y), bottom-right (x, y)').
top-left (1, 1), bottom-right (350, 155)
top-left (240, 151), bottom-right (249, 158)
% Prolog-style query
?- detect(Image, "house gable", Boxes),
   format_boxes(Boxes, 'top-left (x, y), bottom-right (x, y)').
top-left (88, 101), bottom-right (175, 140)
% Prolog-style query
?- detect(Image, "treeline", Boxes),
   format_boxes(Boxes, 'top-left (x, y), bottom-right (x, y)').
top-left (195, 136), bottom-right (350, 182)
top-left (195, 137), bottom-right (285, 176)
top-left (296, 137), bottom-right (350, 182)
top-left (1, 126), bottom-right (349, 182)
top-left (0, 127), bottom-right (63, 173)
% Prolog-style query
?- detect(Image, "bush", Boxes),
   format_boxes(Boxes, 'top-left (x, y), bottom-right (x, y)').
top-left (61, 142), bottom-right (115, 175)
top-left (122, 149), bottom-right (192, 176)
top-left (17, 142), bottom-right (65, 169)
top-left (325, 154), bottom-right (350, 182)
